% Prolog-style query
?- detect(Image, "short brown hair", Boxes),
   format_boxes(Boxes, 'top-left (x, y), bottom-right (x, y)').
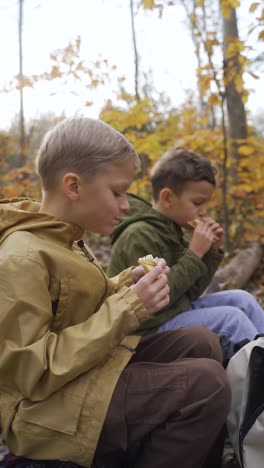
top-left (150, 147), bottom-right (216, 201)
top-left (36, 117), bottom-right (140, 190)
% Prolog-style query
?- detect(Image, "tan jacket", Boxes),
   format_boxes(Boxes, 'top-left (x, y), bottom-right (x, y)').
top-left (0, 199), bottom-right (149, 466)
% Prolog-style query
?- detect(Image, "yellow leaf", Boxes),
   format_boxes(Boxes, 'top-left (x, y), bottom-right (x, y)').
top-left (242, 93), bottom-right (248, 104)
top-left (50, 65), bottom-right (61, 78)
top-left (258, 30), bottom-right (264, 41)
top-left (230, 0), bottom-right (240, 7)
top-left (238, 145), bottom-right (255, 155)
top-left (143, 0), bottom-right (155, 9)
top-left (221, 0), bottom-right (240, 18)
top-left (249, 2), bottom-right (259, 13)
top-left (234, 75), bottom-right (244, 93)
top-left (190, 13), bottom-right (197, 25)
top-left (208, 93), bottom-right (221, 106)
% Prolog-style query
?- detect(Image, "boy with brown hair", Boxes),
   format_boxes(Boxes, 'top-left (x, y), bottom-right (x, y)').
top-left (0, 120), bottom-right (230, 468)
top-left (108, 147), bottom-right (264, 359)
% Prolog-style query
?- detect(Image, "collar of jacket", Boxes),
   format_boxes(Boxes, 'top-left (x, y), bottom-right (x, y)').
top-left (0, 197), bottom-right (84, 248)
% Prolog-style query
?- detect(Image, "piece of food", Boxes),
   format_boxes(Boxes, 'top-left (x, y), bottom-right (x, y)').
top-left (187, 218), bottom-right (220, 242)
top-left (187, 218), bottom-right (201, 229)
top-left (138, 254), bottom-right (158, 273)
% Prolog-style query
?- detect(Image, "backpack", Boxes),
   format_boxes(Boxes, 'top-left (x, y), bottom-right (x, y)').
top-left (226, 335), bottom-right (264, 468)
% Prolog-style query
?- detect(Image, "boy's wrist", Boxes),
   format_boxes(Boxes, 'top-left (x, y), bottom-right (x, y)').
top-left (210, 243), bottom-right (224, 253)
top-left (210, 246), bottom-right (224, 256)
top-left (188, 246), bottom-right (205, 259)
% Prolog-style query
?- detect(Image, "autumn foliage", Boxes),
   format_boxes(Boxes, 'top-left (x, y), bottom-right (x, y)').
top-left (0, 0), bottom-right (263, 252)
top-left (100, 94), bottom-right (264, 247)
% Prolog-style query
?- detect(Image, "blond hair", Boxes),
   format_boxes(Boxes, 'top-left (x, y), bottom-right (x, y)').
top-left (36, 117), bottom-right (140, 190)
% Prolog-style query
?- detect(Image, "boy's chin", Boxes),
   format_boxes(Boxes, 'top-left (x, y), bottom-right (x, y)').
top-left (86, 227), bottom-right (113, 236)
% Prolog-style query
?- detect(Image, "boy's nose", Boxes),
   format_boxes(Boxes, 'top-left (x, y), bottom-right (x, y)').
top-left (120, 195), bottom-right (130, 212)
top-left (198, 208), bottom-right (207, 217)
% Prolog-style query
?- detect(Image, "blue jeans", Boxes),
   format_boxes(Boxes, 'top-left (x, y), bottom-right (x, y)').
top-left (158, 290), bottom-right (264, 357)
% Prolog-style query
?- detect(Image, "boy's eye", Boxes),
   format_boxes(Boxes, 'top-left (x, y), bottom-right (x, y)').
top-left (113, 191), bottom-right (122, 198)
top-left (193, 201), bottom-right (202, 206)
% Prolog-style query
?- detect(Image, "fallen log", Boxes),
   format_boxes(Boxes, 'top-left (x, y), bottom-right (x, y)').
top-left (205, 242), bottom-right (263, 295)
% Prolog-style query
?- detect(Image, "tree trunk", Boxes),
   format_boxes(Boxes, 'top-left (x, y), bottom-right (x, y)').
top-left (18, 0), bottom-right (25, 164)
top-left (205, 242), bottom-right (263, 294)
top-left (180, 1), bottom-right (207, 120)
top-left (129, 0), bottom-right (140, 100)
top-left (222, 6), bottom-right (248, 182)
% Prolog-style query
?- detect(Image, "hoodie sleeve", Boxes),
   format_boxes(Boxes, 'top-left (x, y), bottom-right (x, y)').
top-left (108, 225), bottom-right (222, 307)
top-left (185, 249), bottom-right (223, 300)
top-left (168, 247), bottom-right (222, 303)
top-left (108, 225), bottom-right (165, 277)
top-left (0, 255), bottom-right (149, 401)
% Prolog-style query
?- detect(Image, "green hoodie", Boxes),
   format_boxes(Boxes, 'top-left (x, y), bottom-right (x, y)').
top-left (108, 193), bottom-right (223, 335)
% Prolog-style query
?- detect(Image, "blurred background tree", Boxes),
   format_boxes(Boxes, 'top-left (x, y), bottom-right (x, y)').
top-left (0, 0), bottom-right (263, 253)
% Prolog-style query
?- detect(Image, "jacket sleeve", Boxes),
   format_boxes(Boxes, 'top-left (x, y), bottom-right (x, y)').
top-left (108, 227), bottom-right (165, 277)
top-left (168, 248), bottom-right (222, 303)
top-left (0, 256), bottom-right (149, 401)
top-left (107, 267), bottom-right (135, 294)
top-left (108, 227), bottom-right (222, 307)
top-left (186, 249), bottom-right (223, 301)
top-left (108, 227), bottom-right (204, 305)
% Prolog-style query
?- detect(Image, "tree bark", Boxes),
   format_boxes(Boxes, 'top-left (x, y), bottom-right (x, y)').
top-left (129, 0), bottom-right (140, 100)
top-left (18, 0), bottom-right (25, 164)
top-left (180, 0), bottom-right (207, 120)
top-left (222, 6), bottom-right (248, 182)
top-left (205, 242), bottom-right (263, 294)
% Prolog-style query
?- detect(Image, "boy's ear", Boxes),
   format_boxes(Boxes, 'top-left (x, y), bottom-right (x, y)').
top-left (62, 173), bottom-right (80, 201)
top-left (159, 187), bottom-right (175, 208)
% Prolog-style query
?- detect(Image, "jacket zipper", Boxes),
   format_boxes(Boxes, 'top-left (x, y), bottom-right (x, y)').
top-left (77, 239), bottom-right (94, 261)
top-left (117, 344), bottom-right (136, 354)
top-left (77, 239), bottom-right (136, 355)
top-left (77, 239), bottom-right (108, 307)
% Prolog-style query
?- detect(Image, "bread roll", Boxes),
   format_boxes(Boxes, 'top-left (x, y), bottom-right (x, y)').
top-left (187, 218), bottom-right (201, 229)
top-left (187, 219), bottom-right (219, 242)
top-left (138, 254), bottom-right (157, 273)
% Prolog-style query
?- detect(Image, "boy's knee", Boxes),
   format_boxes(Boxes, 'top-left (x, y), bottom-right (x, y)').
top-left (191, 359), bottom-right (231, 413)
top-left (220, 306), bottom-right (247, 325)
top-left (181, 326), bottom-right (223, 362)
top-left (237, 289), bottom-right (256, 304)
top-left (227, 289), bottom-right (255, 305)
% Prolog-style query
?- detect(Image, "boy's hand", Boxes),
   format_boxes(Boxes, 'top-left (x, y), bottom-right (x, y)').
top-left (130, 265), bottom-right (170, 314)
top-left (204, 217), bottom-right (224, 251)
top-left (132, 257), bottom-right (170, 283)
top-left (189, 218), bottom-right (223, 258)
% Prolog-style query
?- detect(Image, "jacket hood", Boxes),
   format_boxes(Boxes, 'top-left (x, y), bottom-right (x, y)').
top-left (111, 193), bottom-right (182, 244)
top-left (0, 198), bottom-right (83, 246)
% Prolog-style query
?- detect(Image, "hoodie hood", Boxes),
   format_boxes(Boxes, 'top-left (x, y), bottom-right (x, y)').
top-left (0, 198), bottom-right (84, 246)
top-left (111, 193), bottom-right (182, 244)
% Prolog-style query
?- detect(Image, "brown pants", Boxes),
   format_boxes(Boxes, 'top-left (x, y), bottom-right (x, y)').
top-left (93, 327), bottom-right (231, 468)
